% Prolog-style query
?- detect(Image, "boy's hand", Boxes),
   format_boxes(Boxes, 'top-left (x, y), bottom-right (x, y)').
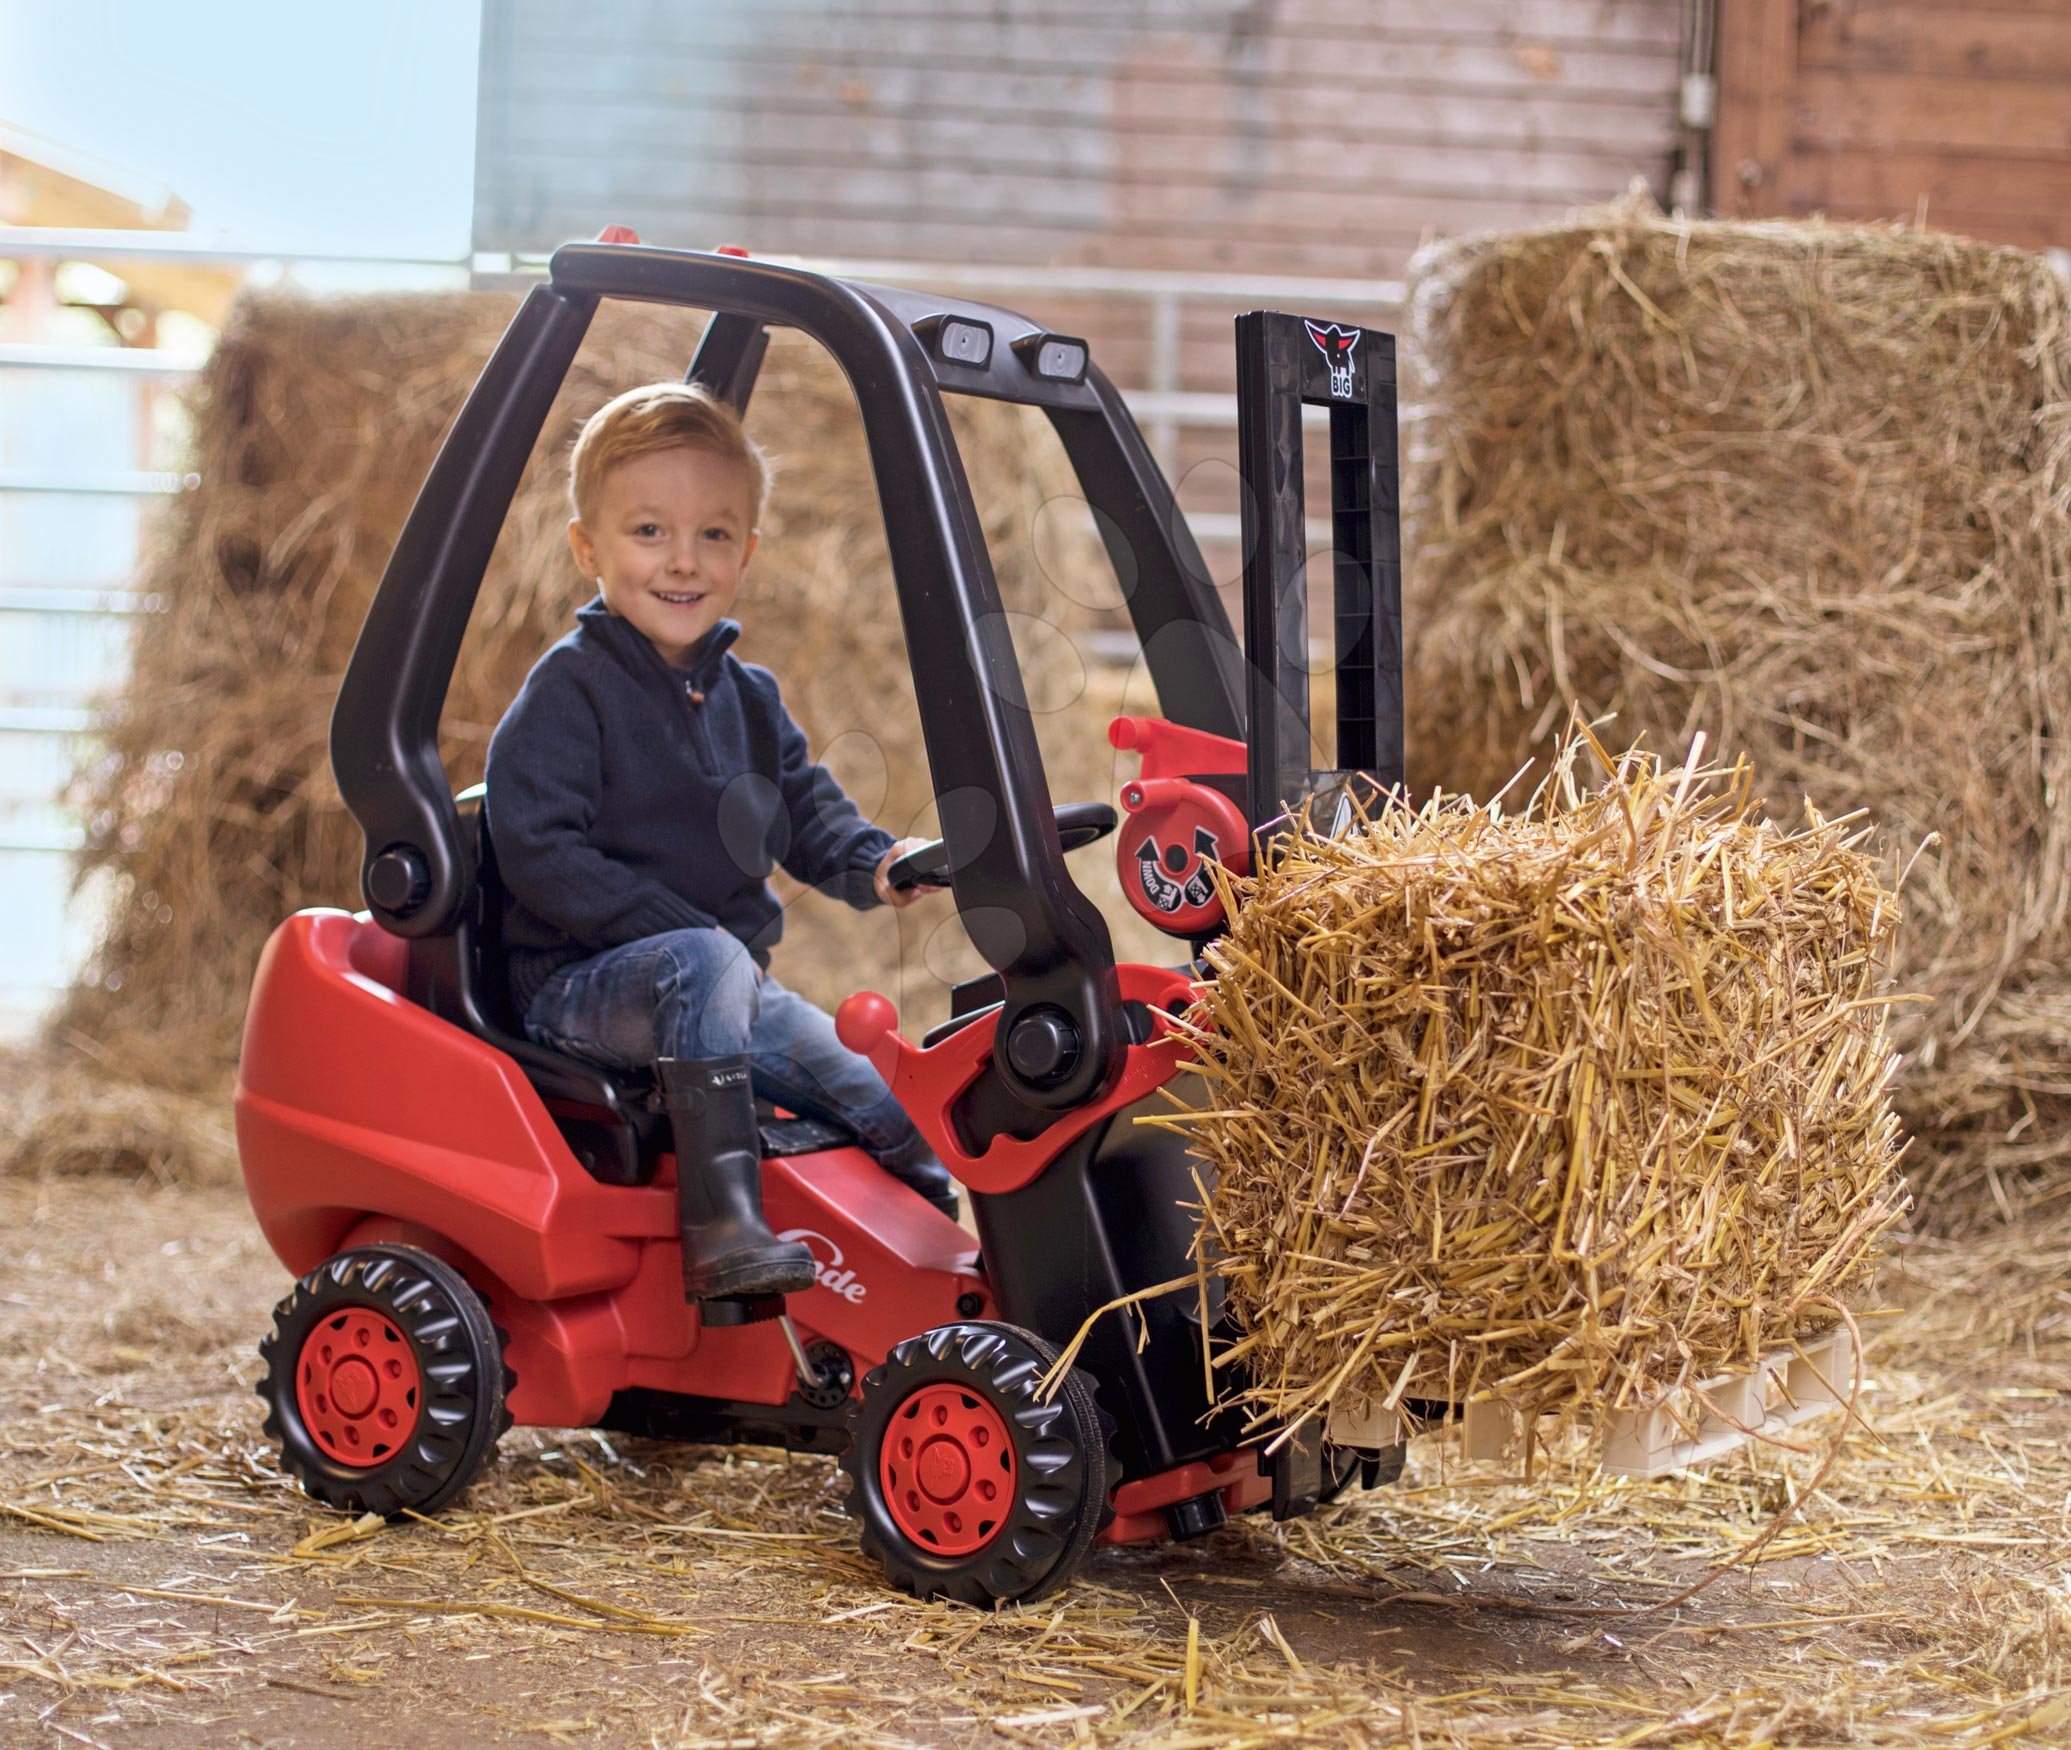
top-left (874, 837), bottom-right (938, 909)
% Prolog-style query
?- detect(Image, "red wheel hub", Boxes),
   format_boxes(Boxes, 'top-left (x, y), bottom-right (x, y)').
top-left (879, 1382), bottom-right (1017, 1557)
top-left (294, 1307), bottom-right (421, 1468)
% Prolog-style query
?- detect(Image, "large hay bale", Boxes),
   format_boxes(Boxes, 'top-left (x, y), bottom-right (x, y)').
top-left (13, 287), bottom-right (1171, 1177)
top-left (1404, 198), bottom-right (2071, 1216)
top-left (1158, 739), bottom-right (1909, 1445)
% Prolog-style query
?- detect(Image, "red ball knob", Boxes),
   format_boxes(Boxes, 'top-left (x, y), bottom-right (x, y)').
top-left (836, 991), bottom-right (898, 1054)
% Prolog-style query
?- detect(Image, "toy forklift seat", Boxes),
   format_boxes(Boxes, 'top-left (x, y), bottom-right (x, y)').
top-left (434, 785), bottom-right (859, 1184)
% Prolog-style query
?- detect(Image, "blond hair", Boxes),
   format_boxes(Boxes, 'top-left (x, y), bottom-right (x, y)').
top-left (568, 381), bottom-right (773, 526)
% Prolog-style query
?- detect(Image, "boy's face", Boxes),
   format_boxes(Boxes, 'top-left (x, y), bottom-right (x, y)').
top-left (568, 444), bottom-right (759, 667)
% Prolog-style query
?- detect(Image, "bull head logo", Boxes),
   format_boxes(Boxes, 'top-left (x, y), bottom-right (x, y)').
top-left (1304, 320), bottom-right (1360, 400)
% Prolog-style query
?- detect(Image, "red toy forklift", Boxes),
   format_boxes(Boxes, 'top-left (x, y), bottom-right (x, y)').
top-left (237, 238), bottom-right (1405, 1605)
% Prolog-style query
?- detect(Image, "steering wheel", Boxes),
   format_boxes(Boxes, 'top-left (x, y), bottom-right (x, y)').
top-left (885, 801), bottom-right (1117, 892)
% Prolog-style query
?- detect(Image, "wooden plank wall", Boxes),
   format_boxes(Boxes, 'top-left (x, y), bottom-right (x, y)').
top-left (1717, 0), bottom-right (2071, 255)
top-left (474, 0), bottom-right (1687, 285)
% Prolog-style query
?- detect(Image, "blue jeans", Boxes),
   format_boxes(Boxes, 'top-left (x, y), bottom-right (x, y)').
top-left (523, 927), bottom-right (952, 1205)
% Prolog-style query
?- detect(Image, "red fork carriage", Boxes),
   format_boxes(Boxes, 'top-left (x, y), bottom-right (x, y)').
top-left (240, 238), bottom-right (1405, 1605)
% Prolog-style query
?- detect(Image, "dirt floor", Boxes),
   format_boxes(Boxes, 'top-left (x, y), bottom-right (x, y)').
top-left (4, 1171), bottom-right (2070, 1748)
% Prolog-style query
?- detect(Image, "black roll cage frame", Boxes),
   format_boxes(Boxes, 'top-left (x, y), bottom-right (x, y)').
top-left (331, 243), bottom-right (1258, 1115)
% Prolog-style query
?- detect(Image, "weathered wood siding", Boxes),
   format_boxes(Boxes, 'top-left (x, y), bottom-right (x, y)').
top-left (1717, 0), bottom-right (2071, 255)
top-left (474, 0), bottom-right (1688, 281)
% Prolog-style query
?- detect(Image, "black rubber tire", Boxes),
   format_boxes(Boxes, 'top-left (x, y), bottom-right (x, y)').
top-left (258, 1244), bottom-right (511, 1519)
top-left (842, 1321), bottom-right (1114, 1607)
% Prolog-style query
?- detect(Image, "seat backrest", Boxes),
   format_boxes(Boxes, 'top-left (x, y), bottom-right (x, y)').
top-left (461, 785), bottom-right (530, 1041)
top-left (427, 786), bottom-right (664, 1182)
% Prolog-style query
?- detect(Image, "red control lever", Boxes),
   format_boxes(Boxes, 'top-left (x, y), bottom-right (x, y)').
top-left (836, 966), bottom-right (1200, 1196)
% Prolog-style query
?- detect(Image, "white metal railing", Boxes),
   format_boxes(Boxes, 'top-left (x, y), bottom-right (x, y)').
top-left (0, 585), bottom-right (162, 613)
top-left (0, 227), bottom-right (470, 269)
top-left (0, 340), bottom-right (209, 375)
top-left (0, 465), bottom-right (198, 495)
top-left (1, 225), bottom-right (1405, 468)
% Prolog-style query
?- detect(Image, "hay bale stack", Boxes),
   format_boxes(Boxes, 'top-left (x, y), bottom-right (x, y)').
top-left (1156, 740), bottom-right (1910, 1447)
top-left (12, 286), bottom-right (1169, 1180)
top-left (1404, 198), bottom-right (2071, 1216)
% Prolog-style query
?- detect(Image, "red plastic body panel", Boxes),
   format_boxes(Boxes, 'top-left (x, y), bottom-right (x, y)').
top-left (238, 909), bottom-right (1262, 1548)
top-left (834, 962), bottom-right (1199, 1196)
top-left (238, 911), bottom-right (654, 1299)
top-left (238, 911), bottom-right (987, 1429)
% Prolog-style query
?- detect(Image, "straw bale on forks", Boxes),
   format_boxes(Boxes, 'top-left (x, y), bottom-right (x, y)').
top-left (1148, 737), bottom-right (1912, 1458)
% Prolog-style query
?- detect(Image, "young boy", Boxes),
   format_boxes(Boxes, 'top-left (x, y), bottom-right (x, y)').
top-left (485, 381), bottom-right (955, 1302)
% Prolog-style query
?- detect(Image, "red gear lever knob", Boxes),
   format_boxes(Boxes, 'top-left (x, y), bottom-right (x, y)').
top-left (836, 991), bottom-right (898, 1054)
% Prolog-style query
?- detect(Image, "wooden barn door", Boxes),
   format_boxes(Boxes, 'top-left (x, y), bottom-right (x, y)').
top-left (1715, 0), bottom-right (2071, 255)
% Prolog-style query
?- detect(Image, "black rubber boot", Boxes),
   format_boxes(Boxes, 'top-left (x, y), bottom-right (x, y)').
top-left (657, 1055), bottom-right (814, 1301)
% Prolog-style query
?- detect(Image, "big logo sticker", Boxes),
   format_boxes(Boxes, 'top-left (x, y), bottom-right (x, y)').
top-left (1305, 320), bottom-right (1360, 399)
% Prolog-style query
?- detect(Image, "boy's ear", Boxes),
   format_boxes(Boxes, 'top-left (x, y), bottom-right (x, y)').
top-left (741, 529), bottom-right (760, 572)
top-left (567, 517), bottom-right (596, 581)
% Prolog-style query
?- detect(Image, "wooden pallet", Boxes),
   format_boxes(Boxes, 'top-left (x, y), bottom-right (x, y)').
top-left (1322, 1327), bottom-right (1858, 1477)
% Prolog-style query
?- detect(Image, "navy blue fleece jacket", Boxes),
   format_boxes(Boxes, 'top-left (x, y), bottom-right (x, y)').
top-left (485, 598), bottom-right (897, 1017)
